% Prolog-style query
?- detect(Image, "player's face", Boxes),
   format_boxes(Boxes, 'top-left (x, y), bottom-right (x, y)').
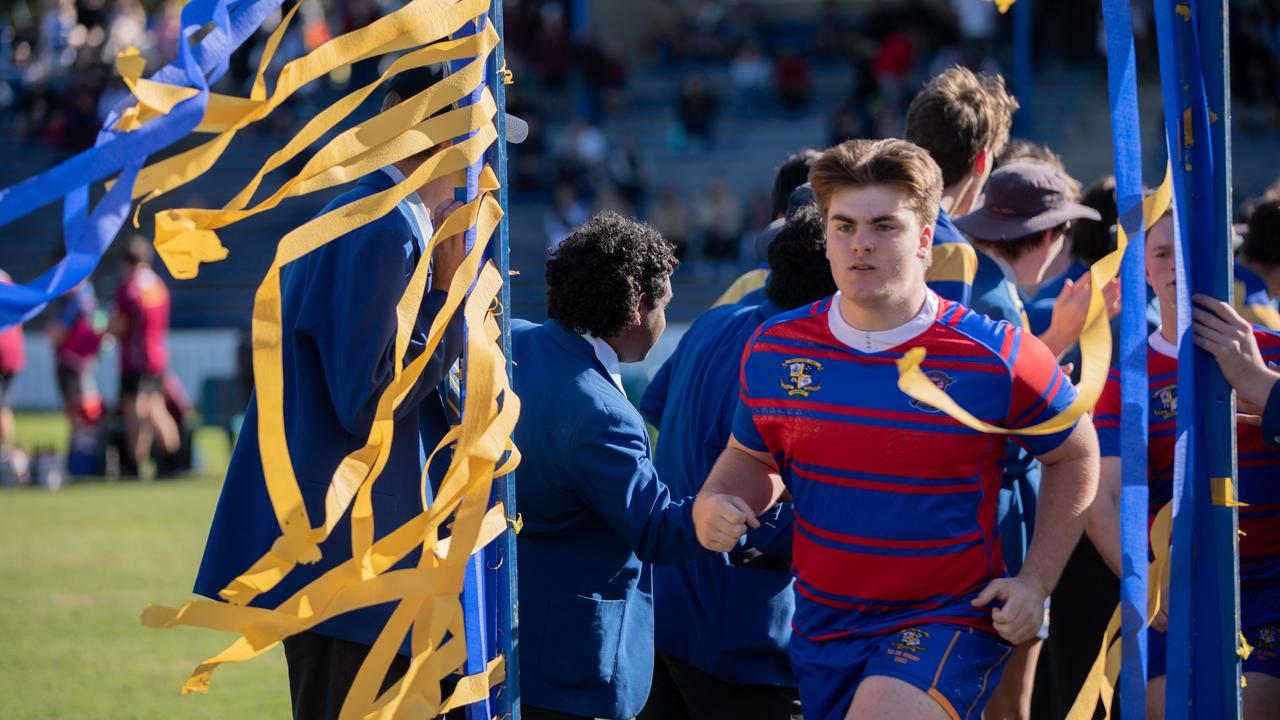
top-left (824, 184), bottom-right (932, 307)
top-left (621, 276), bottom-right (672, 362)
top-left (1145, 214), bottom-right (1177, 311)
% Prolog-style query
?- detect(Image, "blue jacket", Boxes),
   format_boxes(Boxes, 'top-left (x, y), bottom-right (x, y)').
top-left (511, 319), bottom-right (708, 720)
top-left (639, 300), bottom-right (796, 687)
top-left (193, 171), bottom-right (463, 651)
top-left (970, 251), bottom-right (1041, 573)
top-left (1264, 381), bottom-right (1280, 447)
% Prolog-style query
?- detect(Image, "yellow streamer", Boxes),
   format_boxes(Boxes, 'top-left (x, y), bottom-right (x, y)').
top-left (898, 169), bottom-right (1174, 435)
top-left (1212, 476), bottom-right (1248, 507)
top-left (140, 1), bottom-right (521, 714)
top-left (1067, 502), bottom-right (1175, 719)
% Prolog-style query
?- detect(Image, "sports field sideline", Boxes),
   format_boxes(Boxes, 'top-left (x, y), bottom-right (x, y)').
top-left (0, 414), bottom-right (287, 719)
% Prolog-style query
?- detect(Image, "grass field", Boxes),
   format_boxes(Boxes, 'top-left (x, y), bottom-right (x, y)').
top-left (0, 414), bottom-right (290, 719)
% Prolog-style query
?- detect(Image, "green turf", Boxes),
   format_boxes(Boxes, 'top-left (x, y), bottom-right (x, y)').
top-left (0, 415), bottom-right (288, 719)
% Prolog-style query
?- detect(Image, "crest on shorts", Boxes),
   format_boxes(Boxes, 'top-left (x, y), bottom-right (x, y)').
top-left (891, 627), bottom-right (930, 653)
top-left (1153, 384), bottom-right (1178, 421)
top-left (780, 357), bottom-right (823, 397)
top-left (1257, 625), bottom-right (1279, 652)
top-left (908, 370), bottom-right (956, 412)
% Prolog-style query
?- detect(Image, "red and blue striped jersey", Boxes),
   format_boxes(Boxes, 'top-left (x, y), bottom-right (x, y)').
top-left (1094, 330), bottom-right (1280, 600)
top-left (732, 293), bottom-right (1078, 641)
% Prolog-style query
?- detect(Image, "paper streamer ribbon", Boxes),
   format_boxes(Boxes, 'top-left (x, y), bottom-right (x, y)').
top-left (1067, 502), bottom-right (1174, 719)
top-left (139, 1), bottom-right (521, 715)
top-left (0, 0), bottom-right (284, 328)
top-left (897, 173), bottom-right (1172, 434)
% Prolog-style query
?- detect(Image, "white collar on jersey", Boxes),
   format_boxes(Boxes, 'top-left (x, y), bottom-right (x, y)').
top-left (1149, 329), bottom-right (1177, 359)
top-left (827, 289), bottom-right (939, 353)
top-left (581, 332), bottom-right (626, 394)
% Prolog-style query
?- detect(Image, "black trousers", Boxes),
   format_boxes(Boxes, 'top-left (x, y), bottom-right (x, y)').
top-left (283, 632), bottom-right (469, 720)
top-left (637, 651), bottom-right (803, 720)
top-left (1031, 538), bottom-right (1119, 719)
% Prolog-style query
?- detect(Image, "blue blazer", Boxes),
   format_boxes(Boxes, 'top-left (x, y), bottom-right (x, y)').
top-left (193, 170), bottom-right (463, 651)
top-left (640, 299), bottom-right (796, 687)
top-left (511, 319), bottom-right (707, 720)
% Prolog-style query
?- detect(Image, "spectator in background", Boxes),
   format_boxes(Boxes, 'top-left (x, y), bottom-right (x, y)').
top-left (609, 138), bottom-right (649, 212)
top-left (698, 176), bottom-right (744, 264)
top-left (713, 148), bottom-right (821, 307)
top-left (951, 0), bottom-right (999, 66)
top-left (533, 2), bottom-right (571, 89)
top-left (650, 188), bottom-right (694, 261)
top-left (545, 183), bottom-right (591, 252)
top-left (0, 268), bottom-right (25, 468)
top-left (46, 280), bottom-right (105, 430)
top-left (773, 48), bottom-right (811, 112)
top-left (677, 74), bottom-right (718, 147)
top-left (730, 40), bottom-right (772, 112)
top-left (110, 236), bottom-right (179, 477)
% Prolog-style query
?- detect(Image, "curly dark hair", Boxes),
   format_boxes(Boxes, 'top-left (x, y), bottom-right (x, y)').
top-left (766, 204), bottom-right (836, 310)
top-left (546, 212), bottom-right (678, 337)
top-left (1070, 175), bottom-right (1118, 265)
top-left (771, 149), bottom-right (821, 219)
top-left (1243, 195), bottom-right (1280, 269)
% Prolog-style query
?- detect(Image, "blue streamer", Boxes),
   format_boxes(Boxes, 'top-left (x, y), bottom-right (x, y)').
top-left (1153, 0), bottom-right (1242, 714)
top-left (1098, 0), bottom-right (1150, 713)
top-left (450, 11), bottom-right (496, 720)
top-left (0, 0), bottom-right (284, 329)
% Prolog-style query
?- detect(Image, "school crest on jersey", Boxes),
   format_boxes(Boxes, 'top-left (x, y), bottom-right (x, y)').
top-left (891, 627), bottom-right (930, 653)
top-left (780, 357), bottom-right (823, 397)
top-left (908, 370), bottom-right (956, 413)
top-left (1153, 384), bottom-right (1178, 421)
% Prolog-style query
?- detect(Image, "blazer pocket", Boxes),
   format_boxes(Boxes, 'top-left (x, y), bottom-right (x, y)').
top-left (539, 593), bottom-right (626, 690)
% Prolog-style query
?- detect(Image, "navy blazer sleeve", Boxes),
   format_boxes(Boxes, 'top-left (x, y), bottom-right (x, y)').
top-left (1263, 379), bottom-right (1280, 447)
top-left (296, 226), bottom-right (463, 435)
top-left (567, 404), bottom-right (707, 565)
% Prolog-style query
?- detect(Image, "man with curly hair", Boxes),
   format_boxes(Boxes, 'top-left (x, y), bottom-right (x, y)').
top-left (693, 139), bottom-right (1099, 720)
top-left (511, 212), bottom-right (713, 720)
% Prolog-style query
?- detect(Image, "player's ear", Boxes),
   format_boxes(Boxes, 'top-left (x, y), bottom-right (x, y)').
top-left (918, 223), bottom-right (933, 260)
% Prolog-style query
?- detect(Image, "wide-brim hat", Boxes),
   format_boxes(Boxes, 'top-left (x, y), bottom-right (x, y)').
top-left (953, 161), bottom-right (1101, 241)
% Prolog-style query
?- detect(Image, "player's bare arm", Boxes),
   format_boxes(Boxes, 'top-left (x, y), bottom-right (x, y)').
top-left (973, 419), bottom-right (1100, 645)
top-left (692, 436), bottom-right (783, 551)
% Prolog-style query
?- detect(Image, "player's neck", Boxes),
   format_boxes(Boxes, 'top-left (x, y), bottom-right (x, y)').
top-left (941, 178), bottom-right (978, 218)
top-left (838, 283), bottom-right (928, 332)
top-left (1159, 302), bottom-right (1178, 345)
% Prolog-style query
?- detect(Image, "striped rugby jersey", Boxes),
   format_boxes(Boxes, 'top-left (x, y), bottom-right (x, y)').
top-left (1094, 329), bottom-right (1280, 612)
top-left (732, 291), bottom-right (1078, 641)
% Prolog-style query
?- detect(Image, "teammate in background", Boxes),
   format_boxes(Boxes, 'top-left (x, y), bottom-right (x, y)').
top-left (950, 161), bottom-right (1105, 720)
top-left (110, 237), bottom-right (179, 476)
top-left (0, 268), bottom-right (24, 474)
top-left (511, 213), bottom-right (707, 720)
top-left (693, 139), bottom-right (1100, 720)
top-left (713, 149), bottom-right (821, 307)
top-left (905, 66), bottom-right (1018, 307)
top-left (47, 281), bottom-right (106, 429)
top-left (638, 205), bottom-right (836, 720)
top-left (1234, 191), bottom-right (1280, 330)
top-left (1089, 211), bottom-right (1280, 717)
